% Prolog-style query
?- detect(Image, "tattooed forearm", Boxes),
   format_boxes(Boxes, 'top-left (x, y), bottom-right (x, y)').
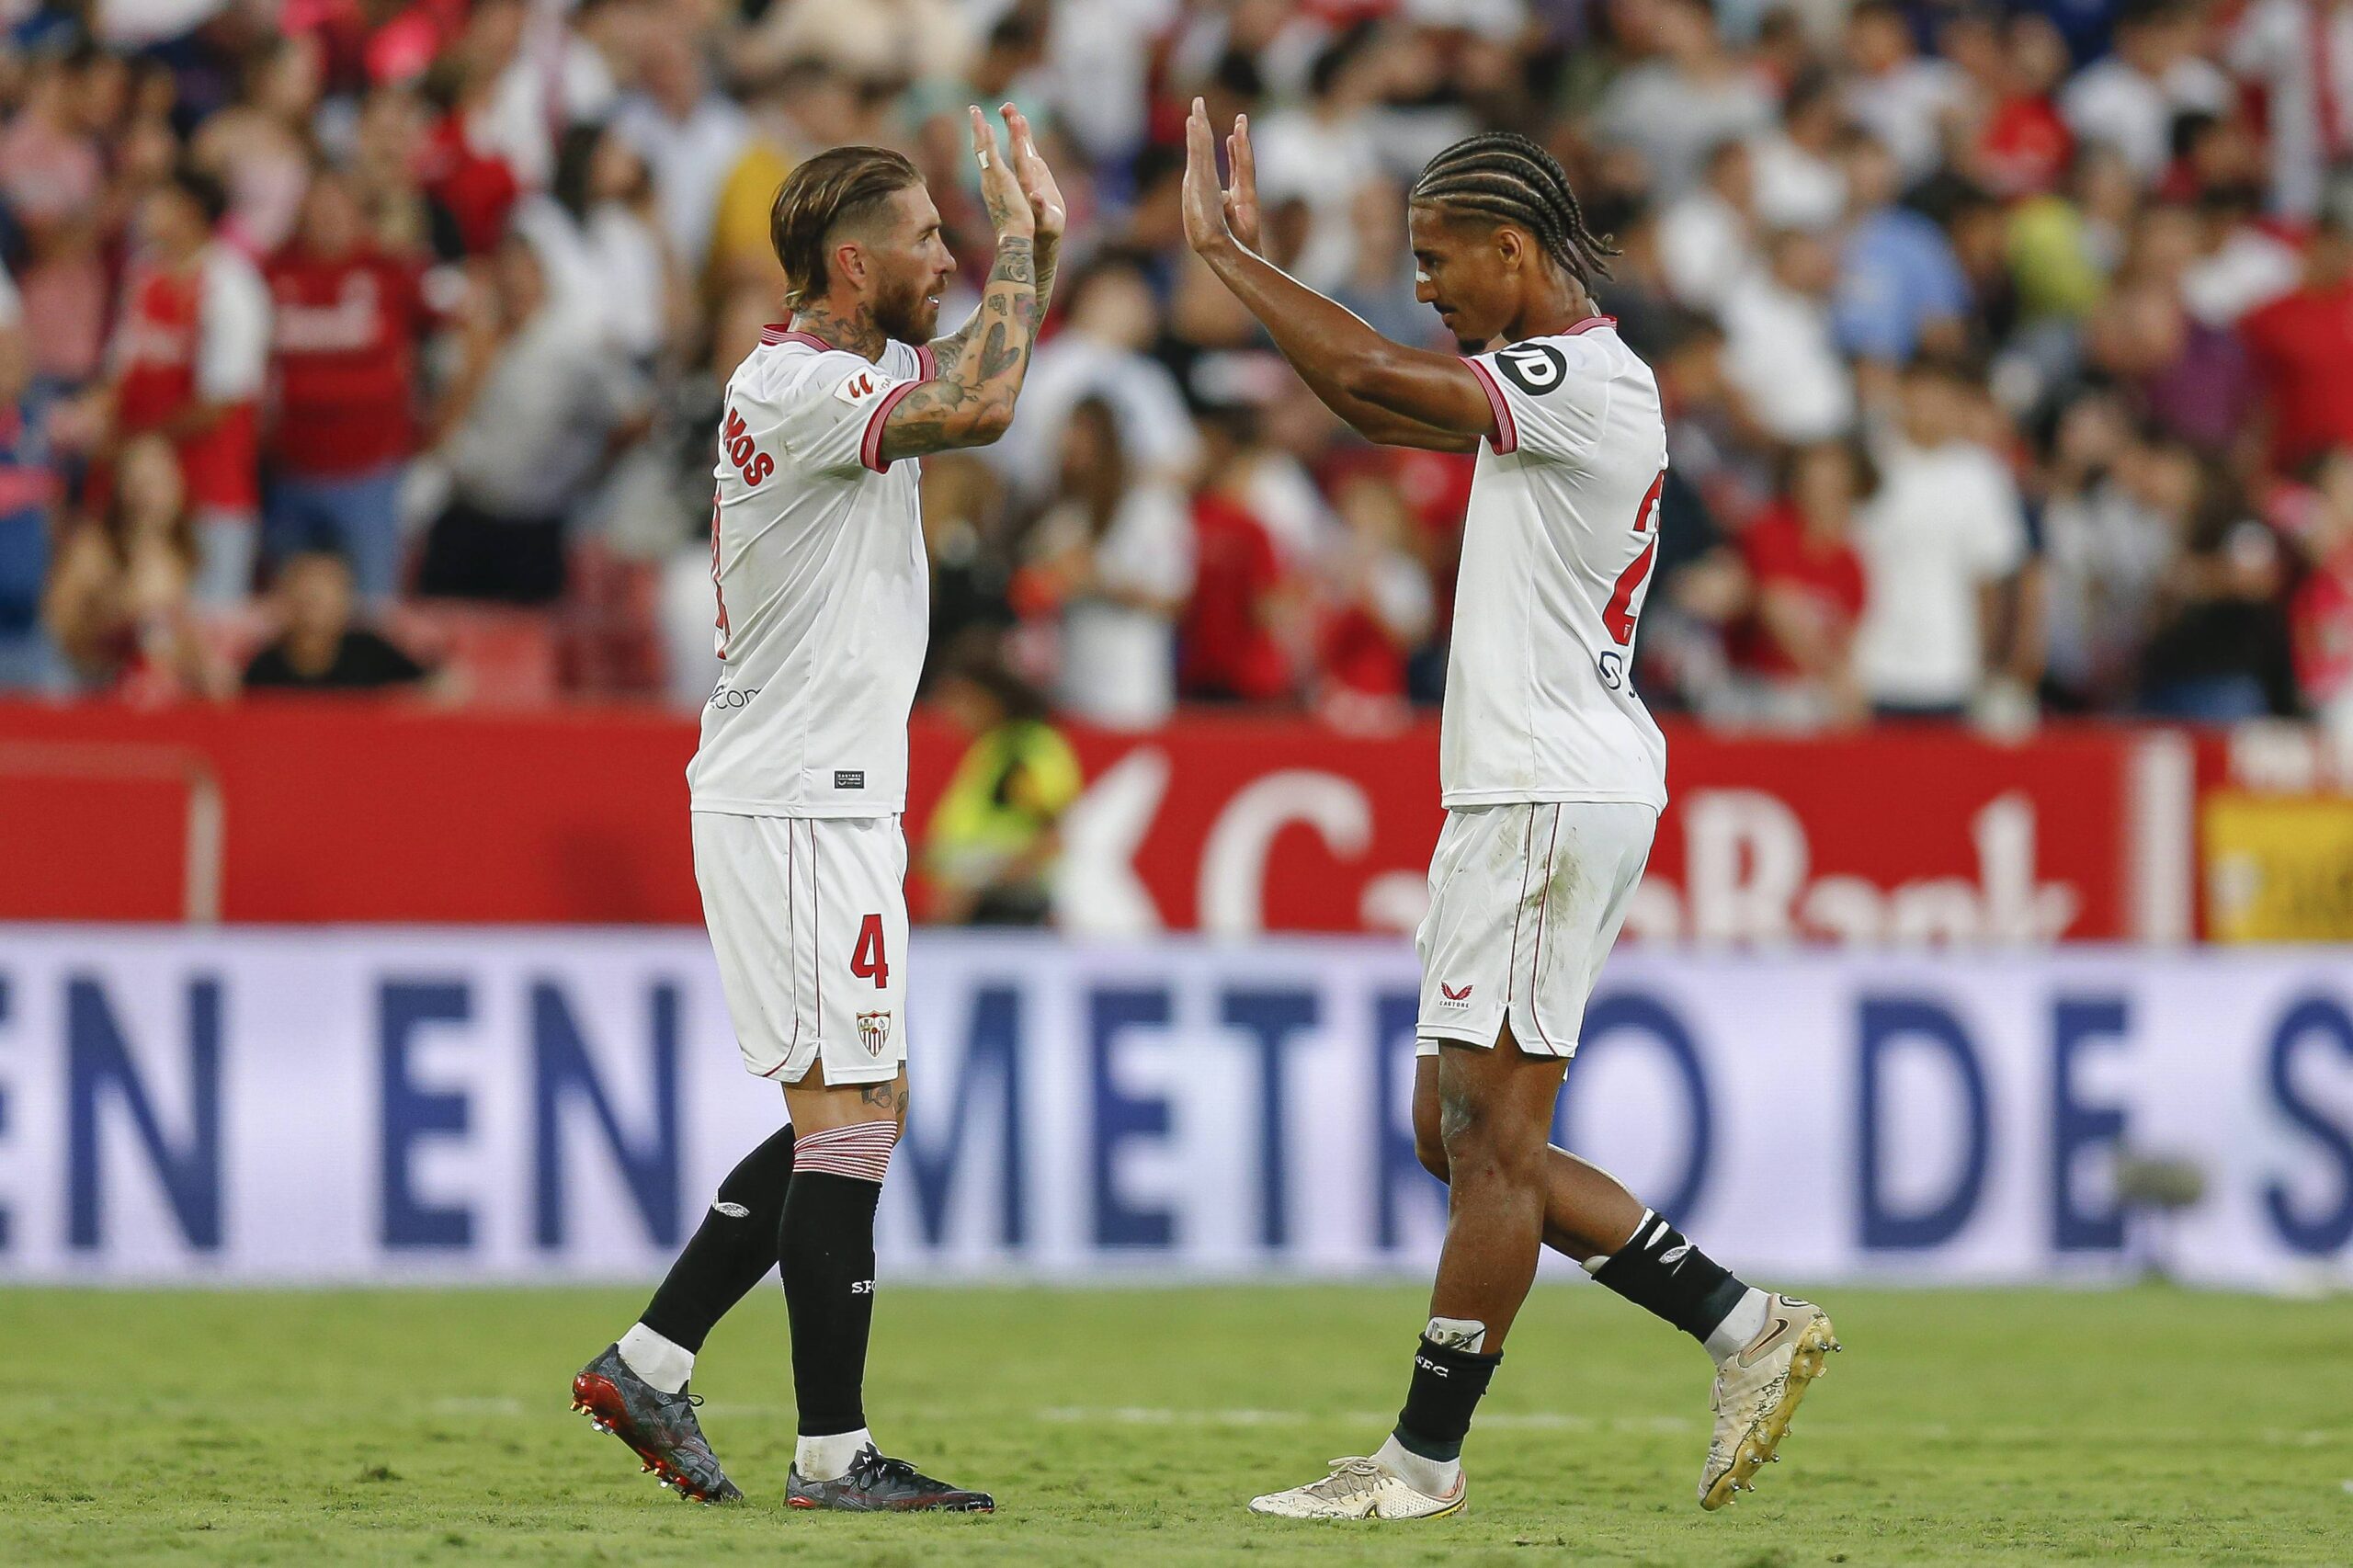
top-left (881, 234), bottom-right (1040, 461)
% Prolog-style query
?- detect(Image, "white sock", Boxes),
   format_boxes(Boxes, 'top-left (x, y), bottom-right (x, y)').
top-left (1374, 1433), bottom-right (1461, 1500)
top-left (795, 1427), bottom-right (873, 1483)
top-left (616, 1323), bottom-right (693, 1394)
top-left (1703, 1288), bottom-right (1772, 1365)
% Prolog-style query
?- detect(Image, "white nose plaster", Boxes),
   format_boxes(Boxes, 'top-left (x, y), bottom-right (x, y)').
top-left (1415, 269), bottom-right (1432, 285)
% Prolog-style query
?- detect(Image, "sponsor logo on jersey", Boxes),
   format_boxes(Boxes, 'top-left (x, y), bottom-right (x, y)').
top-left (833, 369), bottom-right (897, 406)
top-left (707, 683), bottom-right (761, 710)
top-left (1493, 340), bottom-right (1568, 395)
top-left (857, 1011), bottom-right (892, 1054)
top-left (1439, 982), bottom-right (1473, 1006)
top-left (834, 769), bottom-right (865, 789)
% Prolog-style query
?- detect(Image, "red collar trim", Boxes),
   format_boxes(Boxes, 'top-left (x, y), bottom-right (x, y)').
top-left (1563, 315), bottom-right (1617, 335)
top-left (759, 324), bottom-right (831, 348)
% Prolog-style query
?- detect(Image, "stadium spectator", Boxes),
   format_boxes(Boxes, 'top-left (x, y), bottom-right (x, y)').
top-left (998, 254), bottom-right (1199, 498)
top-left (1659, 138), bottom-right (1762, 312)
top-left (2241, 199), bottom-right (2353, 473)
top-left (1723, 439), bottom-right (1872, 729)
top-left (1314, 465), bottom-right (1434, 727)
top-left (41, 435), bottom-right (228, 701)
top-left (1721, 226), bottom-right (1855, 442)
top-left (416, 230), bottom-right (640, 605)
top-left (188, 36), bottom-right (321, 257)
top-left (0, 50), bottom-right (112, 391)
top-left (2286, 449), bottom-right (2353, 733)
top-left (0, 285), bottom-right (57, 690)
top-left (78, 163), bottom-right (270, 607)
top-left (262, 167), bottom-right (429, 604)
top-left (1958, 14), bottom-right (2075, 200)
top-left (1831, 131), bottom-right (1971, 368)
top-left (2136, 466), bottom-right (2300, 718)
top-left (1597, 0), bottom-right (1776, 199)
top-left (921, 633), bottom-right (1083, 926)
top-left (2230, 0), bottom-right (2353, 220)
top-left (0, 0), bottom-right (2347, 736)
top-left (242, 547), bottom-right (432, 693)
top-left (1840, 0), bottom-right (1968, 187)
top-left (1852, 357), bottom-right (2035, 720)
top-left (1750, 68), bottom-right (1848, 232)
top-left (514, 121), bottom-right (674, 366)
top-left (1024, 396), bottom-right (1192, 732)
top-left (1180, 406), bottom-right (1294, 706)
top-left (2058, 0), bottom-right (2230, 184)
top-left (610, 27), bottom-right (747, 275)
top-left (2040, 414), bottom-right (2197, 711)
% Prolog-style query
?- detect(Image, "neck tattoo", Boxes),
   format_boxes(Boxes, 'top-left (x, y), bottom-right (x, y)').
top-left (791, 301), bottom-right (885, 361)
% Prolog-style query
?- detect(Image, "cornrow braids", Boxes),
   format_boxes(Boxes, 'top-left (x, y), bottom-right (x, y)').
top-left (1409, 131), bottom-right (1619, 287)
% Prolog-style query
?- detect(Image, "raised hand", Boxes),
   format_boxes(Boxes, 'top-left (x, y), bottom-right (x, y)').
top-left (1223, 113), bottom-right (1262, 256)
top-left (1000, 104), bottom-right (1064, 248)
top-left (1181, 97), bottom-right (1233, 256)
top-left (970, 104), bottom-right (1033, 241)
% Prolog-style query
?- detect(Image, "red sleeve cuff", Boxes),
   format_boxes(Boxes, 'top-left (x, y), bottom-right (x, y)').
top-left (1461, 357), bottom-right (1518, 454)
top-left (859, 381), bottom-right (922, 472)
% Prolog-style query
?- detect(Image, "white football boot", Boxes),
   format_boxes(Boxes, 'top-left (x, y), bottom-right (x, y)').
top-left (1248, 1456), bottom-right (1466, 1520)
top-left (1699, 1292), bottom-right (1840, 1510)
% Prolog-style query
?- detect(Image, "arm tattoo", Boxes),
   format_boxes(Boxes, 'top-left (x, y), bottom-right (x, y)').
top-left (857, 1082), bottom-right (900, 1111)
top-left (881, 236), bottom-right (1040, 462)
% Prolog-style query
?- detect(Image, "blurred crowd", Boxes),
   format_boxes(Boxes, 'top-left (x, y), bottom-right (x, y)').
top-left (2, 0), bottom-right (2352, 739)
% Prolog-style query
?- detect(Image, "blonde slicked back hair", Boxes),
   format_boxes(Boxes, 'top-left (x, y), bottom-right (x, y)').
top-left (769, 145), bottom-right (924, 308)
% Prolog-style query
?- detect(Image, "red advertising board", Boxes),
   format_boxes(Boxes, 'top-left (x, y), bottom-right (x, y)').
top-left (0, 699), bottom-right (2192, 940)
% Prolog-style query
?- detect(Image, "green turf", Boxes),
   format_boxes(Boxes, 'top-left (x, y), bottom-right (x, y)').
top-left (4, 1282), bottom-right (2347, 1564)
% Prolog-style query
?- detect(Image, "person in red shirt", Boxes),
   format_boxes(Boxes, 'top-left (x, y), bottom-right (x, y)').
top-left (2240, 206), bottom-right (2353, 473)
top-left (2286, 449), bottom-right (2353, 730)
top-left (1179, 412), bottom-right (1294, 704)
top-left (1723, 439), bottom-right (1872, 729)
top-left (264, 166), bottom-right (429, 603)
top-left (87, 165), bottom-right (272, 607)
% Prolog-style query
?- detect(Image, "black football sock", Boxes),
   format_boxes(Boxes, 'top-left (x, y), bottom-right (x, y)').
top-left (637, 1122), bottom-right (797, 1355)
top-left (779, 1123), bottom-right (895, 1454)
top-left (1392, 1334), bottom-right (1501, 1466)
top-left (1588, 1209), bottom-right (1751, 1345)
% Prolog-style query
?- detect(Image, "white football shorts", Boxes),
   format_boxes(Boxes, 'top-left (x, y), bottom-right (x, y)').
top-left (1415, 801), bottom-right (1657, 1059)
top-left (691, 811), bottom-right (909, 1086)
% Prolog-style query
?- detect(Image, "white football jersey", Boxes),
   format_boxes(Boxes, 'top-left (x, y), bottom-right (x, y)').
top-left (688, 326), bottom-right (936, 816)
top-left (1446, 317), bottom-right (1669, 811)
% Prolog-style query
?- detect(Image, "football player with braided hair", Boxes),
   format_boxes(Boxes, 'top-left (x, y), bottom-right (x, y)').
top-left (1182, 102), bottom-right (1841, 1521)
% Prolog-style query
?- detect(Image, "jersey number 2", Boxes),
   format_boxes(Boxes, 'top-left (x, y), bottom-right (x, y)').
top-left (851, 914), bottom-right (891, 989)
top-left (1602, 471), bottom-right (1666, 646)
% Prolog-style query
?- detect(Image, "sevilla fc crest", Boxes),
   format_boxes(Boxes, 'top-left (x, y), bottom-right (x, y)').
top-left (857, 1011), bottom-right (892, 1055)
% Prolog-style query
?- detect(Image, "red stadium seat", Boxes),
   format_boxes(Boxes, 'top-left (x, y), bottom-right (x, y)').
top-left (382, 603), bottom-right (562, 708)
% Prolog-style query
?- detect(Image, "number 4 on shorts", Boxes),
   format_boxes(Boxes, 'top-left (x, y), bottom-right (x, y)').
top-left (851, 914), bottom-right (890, 989)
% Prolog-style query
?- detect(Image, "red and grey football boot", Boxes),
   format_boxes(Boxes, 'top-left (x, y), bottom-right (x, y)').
top-left (786, 1443), bottom-right (995, 1512)
top-left (570, 1343), bottom-right (745, 1504)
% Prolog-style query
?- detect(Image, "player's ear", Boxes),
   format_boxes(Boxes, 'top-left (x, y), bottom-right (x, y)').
top-left (835, 239), bottom-right (869, 292)
top-left (1495, 225), bottom-right (1525, 274)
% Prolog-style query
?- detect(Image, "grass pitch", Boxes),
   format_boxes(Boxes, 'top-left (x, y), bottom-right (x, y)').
top-left (5, 1282), bottom-right (2347, 1564)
